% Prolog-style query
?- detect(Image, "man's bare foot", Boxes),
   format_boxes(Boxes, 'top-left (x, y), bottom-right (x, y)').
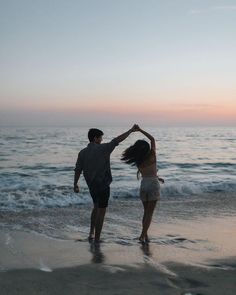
top-left (94, 239), bottom-right (104, 246)
top-left (88, 234), bottom-right (94, 243)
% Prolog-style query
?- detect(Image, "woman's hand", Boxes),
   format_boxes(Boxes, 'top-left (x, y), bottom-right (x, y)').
top-left (134, 124), bottom-right (141, 131)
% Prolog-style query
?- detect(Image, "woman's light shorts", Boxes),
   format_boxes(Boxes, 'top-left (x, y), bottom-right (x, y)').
top-left (140, 177), bottom-right (160, 202)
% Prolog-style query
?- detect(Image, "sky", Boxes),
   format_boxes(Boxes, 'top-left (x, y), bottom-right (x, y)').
top-left (0, 0), bottom-right (236, 126)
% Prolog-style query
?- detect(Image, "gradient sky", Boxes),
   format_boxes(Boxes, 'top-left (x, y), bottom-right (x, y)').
top-left (0, 0), bottom-right (235, 126)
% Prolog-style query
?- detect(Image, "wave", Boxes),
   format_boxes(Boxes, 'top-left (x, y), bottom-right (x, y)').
top-left (11, 165), bottom-right (73, 172)
top-left (160, 162), bottom-right (236, 170)
top-left (0, 185), bottom-right (90, 211)
top-left (161, 181), bottom-right (236, 198)
top-left (0, 179), bottom-right (235, 211)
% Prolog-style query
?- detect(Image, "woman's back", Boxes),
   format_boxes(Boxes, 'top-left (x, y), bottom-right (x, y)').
top-left (138, 150), bottom-right (157, 177)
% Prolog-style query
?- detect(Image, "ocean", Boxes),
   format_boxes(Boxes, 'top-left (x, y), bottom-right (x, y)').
top-left (1, 125), bottom-right (236, 272)
top-left (1, 126), bottom-right (236, 212)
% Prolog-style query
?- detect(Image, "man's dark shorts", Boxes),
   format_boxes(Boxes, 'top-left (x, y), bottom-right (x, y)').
top-left (89, 186), bottom-right (110, 208)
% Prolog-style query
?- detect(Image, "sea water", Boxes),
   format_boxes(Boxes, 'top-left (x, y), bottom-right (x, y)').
top-left (0, 126), bottom-right (236, 211)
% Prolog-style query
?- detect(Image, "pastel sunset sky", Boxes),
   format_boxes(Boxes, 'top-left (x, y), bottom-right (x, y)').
top-left (0, 0), bottom-right (235, 126)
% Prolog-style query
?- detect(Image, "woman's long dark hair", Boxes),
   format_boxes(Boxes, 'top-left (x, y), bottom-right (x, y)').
top-left (121, 140), bottom-right (150, 167)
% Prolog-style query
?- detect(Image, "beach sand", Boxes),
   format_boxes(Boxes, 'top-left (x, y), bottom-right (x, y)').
top-left (1, 199), bottom-right (236, 295)
top-left (1, 259), bottom-right (236, 295)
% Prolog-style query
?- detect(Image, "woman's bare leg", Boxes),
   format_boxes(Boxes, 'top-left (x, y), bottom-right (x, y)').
top-left (139, 200), bottom-right (157, 242)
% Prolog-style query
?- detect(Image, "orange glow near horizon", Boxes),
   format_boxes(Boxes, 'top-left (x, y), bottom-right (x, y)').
top-left (1, 86), bottom-right (236, 124)
top-left (2, 98), bottom-right (235, 124)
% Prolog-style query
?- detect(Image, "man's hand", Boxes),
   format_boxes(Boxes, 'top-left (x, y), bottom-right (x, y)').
top-left (130, 124), bottom-right (137, 132)
top-left (115, 125), bottom-right (140, 143)
top-left (158, 177), bottom-right (165, 184)
top-left (74, 184), bottom-right (80, 193)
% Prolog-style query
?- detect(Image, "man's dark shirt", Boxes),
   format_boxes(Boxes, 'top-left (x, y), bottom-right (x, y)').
top-left (74, 139), bottom-right (119, 189)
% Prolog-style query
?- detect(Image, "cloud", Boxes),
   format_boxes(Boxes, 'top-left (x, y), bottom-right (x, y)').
top-left (189, 5), bottom-right (236, 14)
top-left (170, 103), bottom-right (217, 109)
top-left (189, 9), bottom-right (205, 15)
top-left (213, 5), bottom-right (236, 11)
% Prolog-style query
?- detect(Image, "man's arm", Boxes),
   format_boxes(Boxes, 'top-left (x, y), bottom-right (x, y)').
top-left (102, 124), bottom-right (138, 155)
top-left (74, 171), bottom-right (81, 193)
top-left (114, 124), bottom-right (137, 143)
top-left (74, 152), bottom-right (83, 193)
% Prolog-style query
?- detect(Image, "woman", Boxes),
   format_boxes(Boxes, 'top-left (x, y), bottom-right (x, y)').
top-left (121, 125), bottom-right (164, 243)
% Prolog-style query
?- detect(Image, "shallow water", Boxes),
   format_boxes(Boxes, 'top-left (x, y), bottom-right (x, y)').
top-left (1, 200), bottom-right (236, 269)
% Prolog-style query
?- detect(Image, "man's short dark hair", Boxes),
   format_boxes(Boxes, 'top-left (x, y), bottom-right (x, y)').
top-left (88, 128), bottom-right (104, 142)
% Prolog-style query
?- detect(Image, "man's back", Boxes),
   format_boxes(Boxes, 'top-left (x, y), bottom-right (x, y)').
top-left (75, 139), bottom-right (118, 188)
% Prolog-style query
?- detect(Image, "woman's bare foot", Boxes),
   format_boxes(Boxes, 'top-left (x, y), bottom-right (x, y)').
top-left (145, 234), bottom-right (150, 243)
top-left (139, 236), bottom-right (146, 244)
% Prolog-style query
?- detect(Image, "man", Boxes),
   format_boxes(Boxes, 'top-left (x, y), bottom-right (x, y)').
top-left (74, 125), bottom-right (137, 243)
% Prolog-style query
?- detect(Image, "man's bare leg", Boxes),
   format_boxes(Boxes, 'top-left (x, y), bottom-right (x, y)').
top-left (89, 205), bottom-right (98, 241)
top-left (94, 207), bottom-right (106, 243)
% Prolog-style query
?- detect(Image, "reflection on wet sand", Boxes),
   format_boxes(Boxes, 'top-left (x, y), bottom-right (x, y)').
top-left (140, 243), bottom-right (152, 258)
top-left (90, 243), bottom-right (105, 264)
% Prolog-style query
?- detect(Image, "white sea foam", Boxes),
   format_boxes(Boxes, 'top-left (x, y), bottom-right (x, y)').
top-left (0, 178), bottom-right (236, 211)
top-left (5, 233), bottom-right (12, 246)
top-left (39, 259), bottom-right (52, 272)
top-left (102, 265), bottom-right (126, 273)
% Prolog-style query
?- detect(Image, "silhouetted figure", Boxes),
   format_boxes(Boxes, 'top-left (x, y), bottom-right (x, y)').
top-left (74, 125), bottom-right (137, 243)
top-left (121, 125), bottom-right (164, 243)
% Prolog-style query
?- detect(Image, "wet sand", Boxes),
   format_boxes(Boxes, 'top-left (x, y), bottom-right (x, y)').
top-left (1, 211), bottom-right (236, 295)
top-left (1, 260), bottom-right (236, 295)
top-left (1, 194), bottom-right (236, 294)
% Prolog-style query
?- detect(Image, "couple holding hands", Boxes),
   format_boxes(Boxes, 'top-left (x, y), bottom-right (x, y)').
top-left (74, 124), bottom-right (164, 244)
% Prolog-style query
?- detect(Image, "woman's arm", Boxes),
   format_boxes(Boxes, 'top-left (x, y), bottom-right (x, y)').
top-left (135, 125), bottom-right (156, 151)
